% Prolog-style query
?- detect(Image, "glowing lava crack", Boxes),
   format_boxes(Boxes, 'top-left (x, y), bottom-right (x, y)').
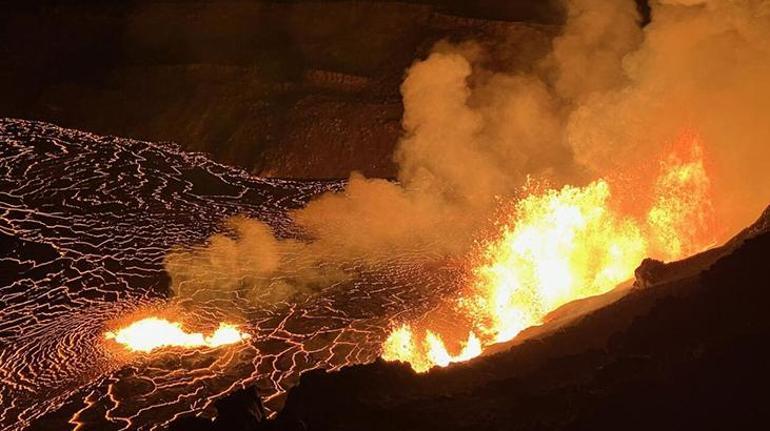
top-left (105, 318), bottom-right (251, 352)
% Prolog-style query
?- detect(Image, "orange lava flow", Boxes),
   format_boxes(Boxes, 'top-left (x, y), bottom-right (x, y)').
top-left (105, 317), bottom-right (251, 353)
top-left (382, 135), bottom-right (715, 372)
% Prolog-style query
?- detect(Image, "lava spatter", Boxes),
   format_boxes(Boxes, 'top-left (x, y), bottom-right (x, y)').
top-left (105, 318), bottom-right (251, 352)
top-left (383, 136), bottom-right (715, 372)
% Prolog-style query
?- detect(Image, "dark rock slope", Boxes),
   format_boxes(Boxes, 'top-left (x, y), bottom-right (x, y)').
top-left (0, 0), bottom-right (559, 178)
top-left (260, 208), bottom-right (770, 431)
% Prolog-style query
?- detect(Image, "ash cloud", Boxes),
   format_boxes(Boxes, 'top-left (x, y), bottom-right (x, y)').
top-left (166, 0), bottom-right (770, 303)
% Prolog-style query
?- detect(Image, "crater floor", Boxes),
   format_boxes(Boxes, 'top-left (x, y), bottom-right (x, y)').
top-left (0, 119), bottom-right (459, 430)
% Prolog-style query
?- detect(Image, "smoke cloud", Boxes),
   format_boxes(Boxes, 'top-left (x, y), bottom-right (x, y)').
top-left (166, 0), bottom-right (770, 303)
top-left (566, 0), bottom-right (770, 233)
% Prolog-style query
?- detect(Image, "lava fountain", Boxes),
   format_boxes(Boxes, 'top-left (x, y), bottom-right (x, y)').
top-left (383, 134), bottom-right (715, 372)
top-left (105, 317), bottom-right (251, 353)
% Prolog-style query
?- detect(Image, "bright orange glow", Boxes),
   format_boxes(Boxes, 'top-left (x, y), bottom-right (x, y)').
top-left (382, 325), bottom-right (482, 371)
top-left (105, 317), bottom-right (251, 352)
top-left (647, 140), bottom-right (715, 260)
top-left (383, 136), bottom-right (714, 372)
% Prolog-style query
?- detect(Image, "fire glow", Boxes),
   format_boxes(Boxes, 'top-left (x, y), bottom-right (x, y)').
top-left (382, 136), bottom-right (714, 372)
top-left (105, 317), bottom-right (251, 353)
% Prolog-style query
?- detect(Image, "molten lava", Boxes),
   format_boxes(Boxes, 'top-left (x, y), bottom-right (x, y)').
top-left (383, 136), bottom-right (714, 372)
top-left (105, 317), bottom-right (251, 352)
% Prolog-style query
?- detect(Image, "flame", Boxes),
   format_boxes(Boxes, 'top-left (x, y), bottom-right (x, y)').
top-left (383, 136), bottom-right (714, 372)
top-left (647, 140), bottom-right (715, 260)
top-left (382, 325), bottom-right (482, 371)
top-left (105, 317), bottom-right (251, 353)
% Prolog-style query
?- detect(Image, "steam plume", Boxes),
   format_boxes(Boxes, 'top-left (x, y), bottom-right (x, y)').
top-left (166, 0), bottom-right (770, 303)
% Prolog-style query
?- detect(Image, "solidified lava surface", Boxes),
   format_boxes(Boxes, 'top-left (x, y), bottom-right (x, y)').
top-left (0, 119), bottom-right (461, 430)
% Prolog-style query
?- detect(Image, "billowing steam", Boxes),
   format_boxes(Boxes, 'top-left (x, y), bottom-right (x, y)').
top-left (567, 0), bottom-right (770, 233)
top-left (165, 0), bottom-right (770, 306)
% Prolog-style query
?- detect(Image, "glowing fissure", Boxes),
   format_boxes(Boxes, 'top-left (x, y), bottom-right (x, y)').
top-left (383, 139), bottom-right (714, 372)
top-left (105, 317), bottom-right (251, 353)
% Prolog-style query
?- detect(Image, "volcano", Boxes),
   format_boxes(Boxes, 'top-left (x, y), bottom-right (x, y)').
top-left (3, 0), bottom-right (770, 430)
top-left (3, 119), bottom-right (768, 431)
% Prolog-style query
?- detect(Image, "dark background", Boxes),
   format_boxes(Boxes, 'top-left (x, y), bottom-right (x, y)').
top-left (0, 0), bottom-right (562, 178)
